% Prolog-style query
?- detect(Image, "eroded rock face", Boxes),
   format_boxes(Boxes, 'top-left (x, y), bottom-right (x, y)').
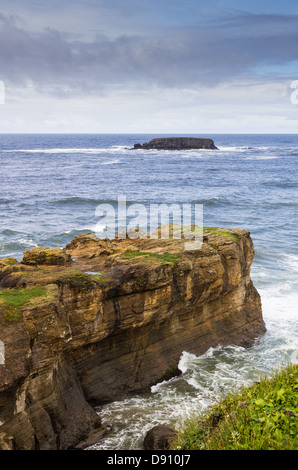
top-left (0, 227), bottom-right (265, 449)
top-left (133, 137), bottom-right (218, 150)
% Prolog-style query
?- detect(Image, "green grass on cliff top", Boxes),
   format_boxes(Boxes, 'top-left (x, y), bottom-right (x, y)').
top-left (204, 227), bottom-right (240, 243)
top-left (0, 287), bottom-right (48, 322)
top-left (172, 363), bottom-right (298, 450)
top-left (122, 251), bottom-right (181, 263)
top-left (0, 287), bottom-right (47, 308)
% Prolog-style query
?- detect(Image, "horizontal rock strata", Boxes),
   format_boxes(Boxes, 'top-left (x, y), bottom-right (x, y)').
top-left (0, 227), bottom-right (265, 449)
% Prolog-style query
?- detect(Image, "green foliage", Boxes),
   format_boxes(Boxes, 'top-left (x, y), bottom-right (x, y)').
top-left (173, 364), bottom-right (298, 450)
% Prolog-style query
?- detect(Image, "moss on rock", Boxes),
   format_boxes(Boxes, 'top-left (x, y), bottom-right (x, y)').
top-left (22, 247), bottom-right (71, 266)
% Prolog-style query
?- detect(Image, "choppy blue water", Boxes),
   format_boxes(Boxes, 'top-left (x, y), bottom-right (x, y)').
top-left (0, 133), bottom-right (297, 449)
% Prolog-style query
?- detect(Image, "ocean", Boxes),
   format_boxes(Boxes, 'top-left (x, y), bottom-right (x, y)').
top-left (0, 133), bottom-right (297, 449)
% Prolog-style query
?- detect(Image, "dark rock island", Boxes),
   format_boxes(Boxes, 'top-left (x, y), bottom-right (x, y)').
top-left (0, 227), bottom-right (265, 449)
top-left (133, 137), bottom-right (218, 150)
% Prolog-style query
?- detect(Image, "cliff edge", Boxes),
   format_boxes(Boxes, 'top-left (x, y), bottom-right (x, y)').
top-left (0, 227), bottom-right (265, 449)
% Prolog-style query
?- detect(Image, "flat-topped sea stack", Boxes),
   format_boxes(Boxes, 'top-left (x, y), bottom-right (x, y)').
top-left (133, 137), bottom-right (218, 150)
top-left (0, 227), bottom-right (265, 449)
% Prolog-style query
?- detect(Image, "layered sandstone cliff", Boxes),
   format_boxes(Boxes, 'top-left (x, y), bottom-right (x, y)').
top-left (0, 227), bottom-right (265, 449)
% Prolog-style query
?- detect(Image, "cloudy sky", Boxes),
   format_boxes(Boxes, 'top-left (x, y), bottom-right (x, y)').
top-left (0, 0), bottom-right (298, 133)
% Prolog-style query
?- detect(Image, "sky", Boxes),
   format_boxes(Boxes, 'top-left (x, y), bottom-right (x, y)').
top-left (0, 0), bottom-right (298, 133)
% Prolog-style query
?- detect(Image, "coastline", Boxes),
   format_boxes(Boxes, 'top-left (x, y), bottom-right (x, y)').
top-left (0, 133), bottom-right (297, 450)
top-left (0, 228), bottom-right (265, 450)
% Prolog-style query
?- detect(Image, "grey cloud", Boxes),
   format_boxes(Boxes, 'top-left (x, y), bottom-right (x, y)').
top-left (1, 12), bottom-right (298, 97)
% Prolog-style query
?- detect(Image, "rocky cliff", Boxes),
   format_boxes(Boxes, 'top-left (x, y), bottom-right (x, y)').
top-left (0, 227), bottom-right (265, 449)
top-left (133, 137), bottom-right (218, 150)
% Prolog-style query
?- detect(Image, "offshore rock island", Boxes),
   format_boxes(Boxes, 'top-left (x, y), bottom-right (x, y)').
top-left (133, 137), bottom-right (218, 150)
top-left (0, 227), bottom-right (265, 449)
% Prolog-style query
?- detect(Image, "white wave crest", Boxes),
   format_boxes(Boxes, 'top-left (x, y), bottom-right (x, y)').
top-left (5, 146), bottom-right (128, 154)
